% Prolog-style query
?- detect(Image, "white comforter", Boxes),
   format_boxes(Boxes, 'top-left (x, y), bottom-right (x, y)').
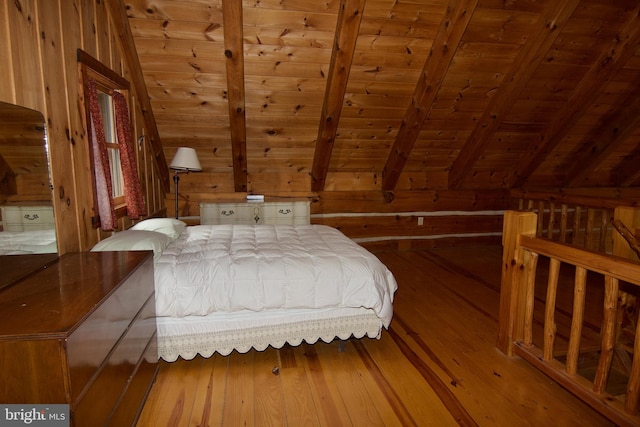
top-left (0, 229), bottom-right (57, 254)
top-left (155, 224), bottom-right (397, 326)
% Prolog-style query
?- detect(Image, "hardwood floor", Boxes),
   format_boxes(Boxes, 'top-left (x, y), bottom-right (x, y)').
top-left (137, 246), bottom-right (615, 426)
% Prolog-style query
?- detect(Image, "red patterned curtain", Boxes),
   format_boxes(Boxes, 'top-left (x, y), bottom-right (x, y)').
top-left (111, 91), bottom-right (147, 219)
top-left (87, 78), bottom-right (117, 231)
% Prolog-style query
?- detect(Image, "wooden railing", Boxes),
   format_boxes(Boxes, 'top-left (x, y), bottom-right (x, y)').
top-left (509, 190), bottom-right (640, 254)
top-left (498, 210), bottom-right (640, 427)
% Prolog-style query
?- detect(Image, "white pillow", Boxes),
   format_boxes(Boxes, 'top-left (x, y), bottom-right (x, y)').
top-left (91, 230), bottom-right (173, 258)
top-left (130, 218), bottom-right (186, 240)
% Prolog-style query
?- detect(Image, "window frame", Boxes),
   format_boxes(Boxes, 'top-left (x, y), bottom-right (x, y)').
top-left (78, 49), bottom-right (132, 228)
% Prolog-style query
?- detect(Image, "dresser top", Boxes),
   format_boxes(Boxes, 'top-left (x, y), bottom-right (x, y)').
top-left (0, 253), bottom-right (58, 290)
top-left (199, 197), bottom-right (310, 204)
top-left (0, 251), bottom-right (152, 338)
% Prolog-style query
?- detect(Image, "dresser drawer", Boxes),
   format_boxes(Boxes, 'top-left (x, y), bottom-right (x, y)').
top-left (1, 205), bottom-right (55, 231)
top-left (107, 335), bottom-right (159, 427)
top-left (200, 200), bottom-right (310, 225)
top-left (66, 255), bottom-right (154, 401)
top-left (200, 203), bottom-right (261, 225)
top-left (73, 295), bottom-right (156, 426)
top-left (261, 201), bottom-right (310, 224)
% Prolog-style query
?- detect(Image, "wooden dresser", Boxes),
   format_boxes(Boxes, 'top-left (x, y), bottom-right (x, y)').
top-left (200, 199), bottom-right (310, 225)
top-left (0, 251), bottom-right (158, 426)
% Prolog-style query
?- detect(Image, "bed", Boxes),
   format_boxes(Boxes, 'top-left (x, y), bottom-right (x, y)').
top-left (0, 205), bottom-right (57, 254)
top-left (0, 229), bottom-right (58, 254)
top-left (91, 219), bottom-right (397, 361)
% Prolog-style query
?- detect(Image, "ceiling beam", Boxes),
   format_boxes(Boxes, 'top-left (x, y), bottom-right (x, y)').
top-left (565, 86), bottom-right (640, 187)
top-left (105, 0), bottom-right (170, 192)
top-left (510, 3), bottom-right (640, 188)
top-left (447, 0), bottom-right (581, 189)
top-left (311, 0), bottom-right (366, 192)
top-left (381, 0), bottom-right (477, 193)
top-left (222, 0), bottom-right (248, 193)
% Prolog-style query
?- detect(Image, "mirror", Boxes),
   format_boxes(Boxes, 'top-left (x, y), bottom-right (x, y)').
top-left (0, 101), bottom-right (57, 288)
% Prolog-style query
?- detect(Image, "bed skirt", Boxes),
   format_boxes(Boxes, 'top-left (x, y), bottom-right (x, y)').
top-left (156, 307), bottom-right (384, 362)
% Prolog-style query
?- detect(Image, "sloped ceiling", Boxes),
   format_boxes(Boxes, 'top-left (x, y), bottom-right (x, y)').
top-left (120, 0), bottom-right (640, 195)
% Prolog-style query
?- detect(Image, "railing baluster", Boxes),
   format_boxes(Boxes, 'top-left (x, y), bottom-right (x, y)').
top-left (573, 206), bottom-right (582, 246)
top-left (560, 204), bottom-right (568, 243)
top-left (593, 276), bottom-right (619, 394)
top-left (626, 320), bottom-right (640, 415)
top-left (599, 210), bottom-right (609, 253)
top-left (566, 266), bottom-right (587, 375)
top-left (543, 258), bottom-right (560, 361)
top-left (586, 209), bottom-right (596, 250)
top-left (547, 202), bottom-right (555, 239)
top-left (523, 252), bottom-right (539, 347)
top-left (537, 201), bottom-right (545, 236)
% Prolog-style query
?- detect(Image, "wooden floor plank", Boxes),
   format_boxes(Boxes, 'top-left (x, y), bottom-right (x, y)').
top-left (136, 357), bottom-right (204, 427)
top-left (278, 346), bottom-right (321, 426)
top-left (222, 351), bottom-right (255, 426)
top-left (361, 337), bottom-right (459, 426)
top-left (253, 347), bottom-right (286, 426)
top-left (312, 340), bottom-right (388, 426)
top-left (195, 354), bottom-right (228, 426)
top-left (298, 342), bottom-right (354, 427)
top-left (137, 246), bottom-right (616, 427)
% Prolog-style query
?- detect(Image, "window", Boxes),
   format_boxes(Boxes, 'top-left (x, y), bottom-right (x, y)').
top-left (96, 90), bottom-right (124, 205)
top-left (78, 49), bottom-right (146, 230)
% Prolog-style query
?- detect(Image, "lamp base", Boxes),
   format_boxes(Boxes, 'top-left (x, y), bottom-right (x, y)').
top-left (173, 171), bottom-right (180, 219)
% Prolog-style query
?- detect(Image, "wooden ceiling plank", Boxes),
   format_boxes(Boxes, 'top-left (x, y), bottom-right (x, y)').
top-left (447, 0), bottom-right (581, 190)
top-left (614, 144), bottom-right (640, 187)
top-left (311, 0), bottom-right (366, 192)
top-left (222, 0), bottom-right (248, 192)
top-left (105, 0), bottom-right (170, 192)
top-left (380, 0), bottom-right (478, 193)
top-left (510, 3), bottom-right (640, 188)
top-left (565, 86), bottom-right (640, 187)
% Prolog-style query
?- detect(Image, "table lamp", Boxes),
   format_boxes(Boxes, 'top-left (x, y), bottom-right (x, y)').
top-left (169, 147), bottom-right (201, 219)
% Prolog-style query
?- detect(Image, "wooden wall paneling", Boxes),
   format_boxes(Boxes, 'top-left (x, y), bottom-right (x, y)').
top-left (94, 1), bottom-right (112, 70)
top-left (394, 171), bottom-right (450, 191)
top-left (79, 0), bottom-right (97, 58)
top-left (447, 0), bottom-right (581, 189)
top-left (60, 0), bottom-right (97, 252)
top-left (510, 2), bottom-right (640, 188)
top-left (37, 0), bottom-right (82, 253)
top-left (322, 171), bottom-right (385, 192)
top-left (381, 0), bottom-right (477, 193)
top-left (313, 213), bottom-right (503, 239)
top-left (313, 189), bottom-right (508, 214)
top-left (5, 0), bottom-right (43, 110)
top-left (222, 0), bottom-right (248, 192)
top-left (248, 172), bottom-right (311, 195)
top-left (0, 1), bottom-right (15, 100)
top-left (135, 104), bottom-right (162, 217)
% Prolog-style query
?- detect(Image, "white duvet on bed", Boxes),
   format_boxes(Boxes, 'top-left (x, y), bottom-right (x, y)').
top-left (0, 229), bottom-right (57, 254)
top-left (154, 224), bottom-right (397, 326)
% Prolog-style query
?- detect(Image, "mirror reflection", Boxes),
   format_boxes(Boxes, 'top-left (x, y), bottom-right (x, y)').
top-left (0, 101), bottom-right (57, 256)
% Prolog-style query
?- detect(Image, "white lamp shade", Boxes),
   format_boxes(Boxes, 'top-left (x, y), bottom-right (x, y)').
top-left (170, 147), bottom-right (202, 171)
